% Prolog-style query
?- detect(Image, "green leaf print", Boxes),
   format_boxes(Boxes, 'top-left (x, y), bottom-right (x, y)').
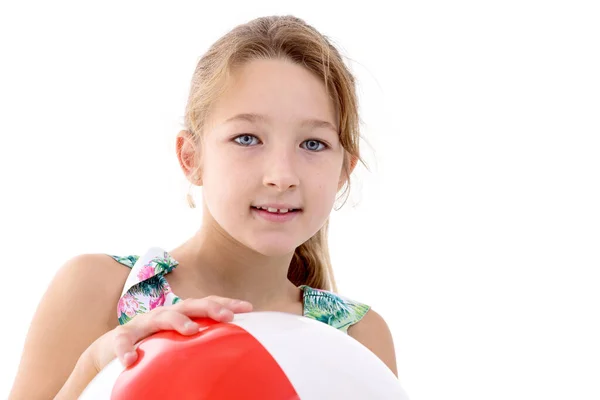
top-left (152, 252), bottom-right (178, 274)
top-left (128, 276), bottom-right (164, 297)
top-left (109, 255), bottom-right (140, 269)
top-left (118, 313), bottom-right (132, 325)
top-left (302, 286), bottom-right (371, 331)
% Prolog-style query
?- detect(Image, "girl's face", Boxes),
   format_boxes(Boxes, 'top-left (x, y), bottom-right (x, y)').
top-left (199, 58), bottom-right (347, 256)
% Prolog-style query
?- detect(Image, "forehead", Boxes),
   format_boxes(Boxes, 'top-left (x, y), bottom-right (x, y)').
top-left (208, 58), bottom-right (337, 129)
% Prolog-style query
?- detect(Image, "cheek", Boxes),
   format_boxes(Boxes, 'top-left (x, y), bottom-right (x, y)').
top-left (309, 162), bottom-right (344, 210)
top-left (201, 153), bottom-right (251, 217)
top-left (321, 181), bottom-right (341, 211)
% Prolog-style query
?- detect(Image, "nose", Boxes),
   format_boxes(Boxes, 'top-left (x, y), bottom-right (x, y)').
top-left (262, 147), bottom-right (300, 192)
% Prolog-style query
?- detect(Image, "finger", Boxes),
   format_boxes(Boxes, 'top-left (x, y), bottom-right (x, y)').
top-left (114, 298), bottom-right (253, 366)
top-left (113, 311), bottom-right (196, 366)
top-left (150, 310), bottom-right (202, 335)
top-left (176, 296), bottom-right (253, 314)
top-left (175, 298), bottom-right (235, 322)
top-left (128, 309), bottom-right (202, 340)
top-left (209, 296), bottom-right (254, 312)
top-left (112, 327), bottom-right (138, 367)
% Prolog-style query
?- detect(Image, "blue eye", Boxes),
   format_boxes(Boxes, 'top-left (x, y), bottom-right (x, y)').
top-left (302, 139), bottom-right (326, 152)
top-left (234, 134), bottom-right (260, 146)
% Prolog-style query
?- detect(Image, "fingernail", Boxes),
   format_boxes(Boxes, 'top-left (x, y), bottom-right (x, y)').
top-left (219, 308), bottom-right (231, 317)
top-left (122, 351), bottom-right (136, 366)
top-left (184, 321), bottom-right (198, 330)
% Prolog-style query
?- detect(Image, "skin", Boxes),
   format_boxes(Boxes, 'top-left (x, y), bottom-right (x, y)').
top-left (9, 58), bottom-right (397, 400)
top-left (178, 58), bottom-right (397, 375)
top-left (169, 58), bottom-right (349, 310)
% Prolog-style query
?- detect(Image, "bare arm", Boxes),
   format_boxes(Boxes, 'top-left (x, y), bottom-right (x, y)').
top-left (9, 253), bottom-right (254, 399)
top-left (348, 309), bottom-right (399, 377)
top-left (9, 254), bottom-right (128, 399)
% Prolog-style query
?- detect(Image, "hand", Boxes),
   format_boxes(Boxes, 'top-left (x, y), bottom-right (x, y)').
top-left (87, 296), bottom-right (253, 371)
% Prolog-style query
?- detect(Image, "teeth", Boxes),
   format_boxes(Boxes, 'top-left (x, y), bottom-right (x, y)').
top-left (256, 206), bottom-right (292, 214)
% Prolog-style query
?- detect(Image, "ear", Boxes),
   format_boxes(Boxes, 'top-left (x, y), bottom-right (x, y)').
top-left (176, 130), bottom-right (202, 185)
top-left (338, 153), bottom-right (358, 191)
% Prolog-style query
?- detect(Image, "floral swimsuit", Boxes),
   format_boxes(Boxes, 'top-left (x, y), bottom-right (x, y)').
top-left (111, 247), bottom-right (370, 334)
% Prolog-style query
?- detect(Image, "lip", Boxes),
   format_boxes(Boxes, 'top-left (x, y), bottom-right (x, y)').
top-left (251, 206), bottom-right (302, 222)
top-left (252, 203), bottom-right (302, 211)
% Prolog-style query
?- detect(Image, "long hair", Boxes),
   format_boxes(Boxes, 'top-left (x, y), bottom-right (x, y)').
top-left (184, 16), bottom-right (363, 292)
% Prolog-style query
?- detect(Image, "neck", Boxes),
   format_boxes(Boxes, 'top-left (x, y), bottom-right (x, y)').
top-left (169, 216), bottom-right (300, 311)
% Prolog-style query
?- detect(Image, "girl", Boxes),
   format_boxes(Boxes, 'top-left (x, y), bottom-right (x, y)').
top-left (9, 15), bottom-right (398, 399)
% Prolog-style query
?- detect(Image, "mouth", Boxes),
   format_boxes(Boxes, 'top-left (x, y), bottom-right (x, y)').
top-left (250, 205), bottom-right (302, 214)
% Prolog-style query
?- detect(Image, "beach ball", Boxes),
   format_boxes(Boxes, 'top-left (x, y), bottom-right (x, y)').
top-left (80, 311), bottom-right (408, 399)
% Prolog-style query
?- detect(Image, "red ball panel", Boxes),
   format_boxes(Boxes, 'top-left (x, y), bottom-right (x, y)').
top-left (111, 317), bottom-right (300, 400)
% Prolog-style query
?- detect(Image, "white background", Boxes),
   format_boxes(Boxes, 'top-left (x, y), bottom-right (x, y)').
top-left (1, 1), bottom-right (599, 399)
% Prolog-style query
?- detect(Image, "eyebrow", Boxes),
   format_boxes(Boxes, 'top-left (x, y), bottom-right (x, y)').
top-left (225, 113), bottom-right (338, 133)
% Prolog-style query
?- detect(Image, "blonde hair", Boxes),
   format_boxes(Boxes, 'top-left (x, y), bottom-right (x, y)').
top-left (184, 15), bottom-right (363, 292)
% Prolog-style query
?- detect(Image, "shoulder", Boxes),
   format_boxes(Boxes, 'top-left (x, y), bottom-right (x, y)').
top-left (58, 253), bottom-right (133, 309)
top-left (36, 253), bottom-right (132, 318)
top-left (9, 253), bottom-right (130, 398)
top-left (348, 308), bottom-right (398, 377)
top-left (62, 253), bottom-right (133, 284)
top-left (301, 286), bottom-right (398, 376)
